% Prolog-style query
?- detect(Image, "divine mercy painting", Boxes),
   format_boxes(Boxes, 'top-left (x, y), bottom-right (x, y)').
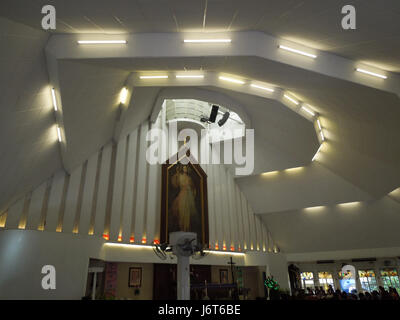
top-left (161, 155), bottom-right (209, 246)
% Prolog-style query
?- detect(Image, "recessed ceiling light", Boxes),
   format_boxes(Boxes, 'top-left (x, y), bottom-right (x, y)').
top-left (250, 84), bottom-right (274, 92)
top-left (301, 106), bottom-right (315, 116)
top-left (283, 94), bottom-right (299, 105)
top-left (279, 45), bottom-right (317, 59)
top-left (219, 76), bottom-right (245, 84)
top-left (77, 40), bottom-right (127, 44)
top-left (184, 39), bottom-right (231, 43)
top-left (139, 75), bottom-right (169, 79)
top-left (312, 144), bottom-right (323, 161)
top-left (356, 68), bottom-right (387, 79)
top-left (175, 75), bottom-right (204, 78)
top-left (51, 88), bottom-right (58, 111)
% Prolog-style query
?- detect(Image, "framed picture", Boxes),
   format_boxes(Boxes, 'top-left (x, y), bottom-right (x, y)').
top-left (128, 267), bottom-right (142, 288)
top-left (220, 269), bottom-right (229, 284)
top-left (160, 152), bottom-right (209, 246)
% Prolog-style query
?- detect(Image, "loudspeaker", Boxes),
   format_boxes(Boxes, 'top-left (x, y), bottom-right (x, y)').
top-left (209, 105), bottom-right (219, 123)
top-left (218, 112), bottom-right (230, 127)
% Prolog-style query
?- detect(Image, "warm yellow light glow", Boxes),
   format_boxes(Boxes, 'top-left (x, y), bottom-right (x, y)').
top-left (204, 250), bottom-right (245, 256)
top-left (140, 75), bottom-right (168, 79)
top-left (301, 106), bottom-right (315, 116)
top-left (285, 166), bottom-right (304, 173)
top-left (77, 40), bottom-right (127, 44)
top-left (304, 206), bottom-right (325, 211)
top-left (0, 211), bottom-right (7, 228)
top-left (312, 143), bottom-right (323, 161)
top-left (51, 88), bottom-right (58, 111)
top-left (119, 87), bottom-right (128, 104)
top-left (184, 39), bottom-right (231, 43)
top-left (337, 201), bottom-right (361, 207)
top-left (279, 45), bottom-right (317, 58)
top-left (356, 68), bottom-right (387, 79)
top-left (262, 171), bottom-right (279, 176)
top-left (176, 75), bottom-right (204, 79)
top-left (219, 76), bottom-right (245, 84)
top-left (283, 94), bottom-right (299, 105)
top-left (250, 84), bottom-right (274, 92)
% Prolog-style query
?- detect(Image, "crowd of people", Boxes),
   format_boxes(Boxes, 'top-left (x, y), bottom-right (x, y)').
top-left (290, 285), bottom-right (400, 300)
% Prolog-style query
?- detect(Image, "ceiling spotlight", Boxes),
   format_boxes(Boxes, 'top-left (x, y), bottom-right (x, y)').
top-left (278, 45), bottom-right (317, 59)
top-left (184, 39), bottom-right (231, 43)
top-left (51, 88), bottom-right (58, 111)
top-left (218, 112), bottom-right (230, 127)
top-left (77, 40), bottom-right (127, 44)
top-left (356, 68), bottom-right (387, 79)
top-left (219, 76), bottom-right (245, 84)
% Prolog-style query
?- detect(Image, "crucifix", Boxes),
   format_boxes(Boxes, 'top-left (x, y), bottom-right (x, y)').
top-left (227, 257), bottom-right (239, 299)
top-left (227, 257), bottom-right (236, 284)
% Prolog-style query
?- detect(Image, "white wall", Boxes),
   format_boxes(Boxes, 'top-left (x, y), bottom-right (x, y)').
top-left (0, 229), bottom-right (104, 300)
top-left (0, 229), bottom-right (274, 299)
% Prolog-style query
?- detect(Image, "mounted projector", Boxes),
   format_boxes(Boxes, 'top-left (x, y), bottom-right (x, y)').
top-left (200, 105), bottom-right (219, 123)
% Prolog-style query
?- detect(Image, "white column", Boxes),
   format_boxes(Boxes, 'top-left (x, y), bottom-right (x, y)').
top-left (177, 256), bottom-right (191, 300)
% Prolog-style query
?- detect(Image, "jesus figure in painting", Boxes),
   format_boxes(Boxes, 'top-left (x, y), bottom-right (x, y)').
top-left (170, 165), bottom-right (198, 231)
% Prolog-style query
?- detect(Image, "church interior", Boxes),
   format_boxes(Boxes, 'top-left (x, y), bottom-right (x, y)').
top-left (1, 1), bottom-right (400, 301)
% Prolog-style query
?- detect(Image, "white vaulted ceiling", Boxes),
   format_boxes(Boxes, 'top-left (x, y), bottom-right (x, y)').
top-left (1, 1), bottom-right (400, 255)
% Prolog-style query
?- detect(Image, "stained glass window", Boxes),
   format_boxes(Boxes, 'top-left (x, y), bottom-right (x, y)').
top-left (318, 272), bottom-right (335, 291)
top-left (380, 269), bottom-right (400, 292)
top-left (300, 272), bottom-right (315, 290)
top-left (358, 270), bottom-right (378, 292)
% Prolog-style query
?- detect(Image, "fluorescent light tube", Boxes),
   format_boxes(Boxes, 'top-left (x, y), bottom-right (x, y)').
top-left (57, 126), bottom-right (62, 142)
top-left (317, 119), bottom-right (322, 130)
top-left (356, 68), bottom-right (387, 79)
top-left (139, 75), bottom-right (169, 79)
top-left (312, 144), bottom-right (323, 161)
top-left (250, 84), bottom-right (274, 92)
top-left (77, 40), bottom-right (127, 44)
top-left (175, 75), bottom-right (204, 78)
top-left (184, 39), bottom-right (231, 43)
top-left (279, 45), bottom-right (317, 58)
top-left (51, 88), bottom-right (58, 111)
top-left (301, 106), bottom-right (315, 116)
top-left (284, 94), bottom-right (299, 105)
top-left (203, 250), bottom-right (245, 256)
top-left (119, 87), bottom-right (128, 104)
top-left (320, 131), bottom-right (325, 141)
top-left (219, 76), bottom-right (245, 84)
